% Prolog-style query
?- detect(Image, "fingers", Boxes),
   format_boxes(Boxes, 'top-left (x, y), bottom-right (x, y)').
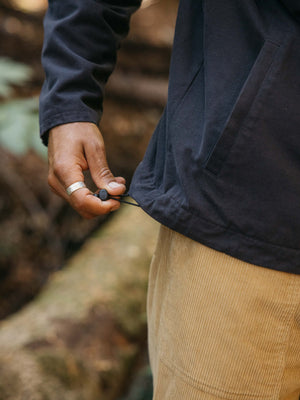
top-left (47, 122), bottom-right (125, 218)
top-left (84, 135), bottom-right (126, 196)
top-left (115, 176), bottom-right (126, 185)
top-left (49, 172), bottom-right (118, 218)
top-left (70, 188), bottom-right (121, 219)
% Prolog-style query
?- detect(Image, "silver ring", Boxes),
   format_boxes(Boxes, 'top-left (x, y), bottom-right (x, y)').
top-left (66, 181), bottom-right (86, 196)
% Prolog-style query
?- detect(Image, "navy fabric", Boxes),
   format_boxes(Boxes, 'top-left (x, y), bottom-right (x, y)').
top-left (39, 0), bottom-right (141, 143)
top-left (40, 0), bottom-right (300, 274)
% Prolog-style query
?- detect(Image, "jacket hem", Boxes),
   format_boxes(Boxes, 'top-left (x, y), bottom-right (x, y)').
top-left (129, 185), bottom-right (300, 275)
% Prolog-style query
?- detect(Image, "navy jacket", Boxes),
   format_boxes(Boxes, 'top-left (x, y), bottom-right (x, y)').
top-left (40, 0), bottom-right (300, 274)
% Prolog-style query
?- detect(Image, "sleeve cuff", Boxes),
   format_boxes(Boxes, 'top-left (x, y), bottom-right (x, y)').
top-left (39, 108), bottom-right (101, 146)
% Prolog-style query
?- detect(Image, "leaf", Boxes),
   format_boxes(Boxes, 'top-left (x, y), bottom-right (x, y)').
top-left (0, 57), bottom-right (33, 97)
top-left (0, 97), bottom-right (47, 158)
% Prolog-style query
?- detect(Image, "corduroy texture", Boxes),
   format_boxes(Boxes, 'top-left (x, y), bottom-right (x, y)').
top-left (147, 225), bottom-right (300, 400)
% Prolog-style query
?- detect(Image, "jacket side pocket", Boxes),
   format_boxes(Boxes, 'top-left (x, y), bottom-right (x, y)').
top-left (205, 40), bottom-right (280, 176)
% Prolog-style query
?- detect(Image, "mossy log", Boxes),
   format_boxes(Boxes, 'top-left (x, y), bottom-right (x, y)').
top-left (0, 207), bottom-right (159, 400)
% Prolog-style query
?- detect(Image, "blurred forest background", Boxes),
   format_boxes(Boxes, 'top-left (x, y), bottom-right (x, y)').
top-left (0, 0), bottom-right (178, 399)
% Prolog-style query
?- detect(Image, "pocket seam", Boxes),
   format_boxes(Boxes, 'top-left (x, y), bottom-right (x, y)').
top-left (160, 357), bottom-right (274, 400)
top-left (204, 39), bottom-right (281, 176)
top-left (168, 61), bottom-right (204, 121)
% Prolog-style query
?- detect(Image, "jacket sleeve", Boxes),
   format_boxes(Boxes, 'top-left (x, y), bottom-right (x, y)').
top-left (39, 0), bottom-right (141, 144)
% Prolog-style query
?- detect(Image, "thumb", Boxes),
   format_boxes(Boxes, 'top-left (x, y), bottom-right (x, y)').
top-left (85, 134), bottom-right (126, 196)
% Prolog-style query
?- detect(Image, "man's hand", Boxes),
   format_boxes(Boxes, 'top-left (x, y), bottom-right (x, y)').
top-left (48, 122), bottom-right (126, 218)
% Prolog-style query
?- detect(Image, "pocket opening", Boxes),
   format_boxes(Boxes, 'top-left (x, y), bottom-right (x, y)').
top-left (205, 39), bottom-right (280, 176)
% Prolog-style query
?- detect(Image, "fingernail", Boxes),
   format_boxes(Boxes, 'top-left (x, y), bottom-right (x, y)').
top-left (108, 181), bottom-right (122, 189)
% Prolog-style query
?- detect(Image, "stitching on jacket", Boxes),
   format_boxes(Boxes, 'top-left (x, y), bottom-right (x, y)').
top-left (41, 109), bottom-right (99, 124)
top-left (157, 189), bottom-right (300, 253)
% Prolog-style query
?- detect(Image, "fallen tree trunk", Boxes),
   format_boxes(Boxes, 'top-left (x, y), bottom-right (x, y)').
top-left (0, 206), bottom-right (159, 400)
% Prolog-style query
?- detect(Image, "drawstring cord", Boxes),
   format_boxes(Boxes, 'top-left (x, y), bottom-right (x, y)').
top-left (93, 189), bottom-right (140, 207)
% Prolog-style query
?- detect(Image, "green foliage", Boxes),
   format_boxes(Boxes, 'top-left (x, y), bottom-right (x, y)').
top-left (0, 97), bottom-right (46, 158)
top-left (0, 57), bottom-right (46, 158)
top-left (0, 57), bottom-right (32, 97)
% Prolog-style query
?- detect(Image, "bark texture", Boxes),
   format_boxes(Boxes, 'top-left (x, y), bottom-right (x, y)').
top-left (0, 207), bottom-right (158, 400)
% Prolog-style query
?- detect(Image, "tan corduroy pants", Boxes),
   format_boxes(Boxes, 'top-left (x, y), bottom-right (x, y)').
top-left (147, 225), bottom-right (300, 400)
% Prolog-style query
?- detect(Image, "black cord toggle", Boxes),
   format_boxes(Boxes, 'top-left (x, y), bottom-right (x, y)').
top-left (93, 189), bottom-right (140, 207)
